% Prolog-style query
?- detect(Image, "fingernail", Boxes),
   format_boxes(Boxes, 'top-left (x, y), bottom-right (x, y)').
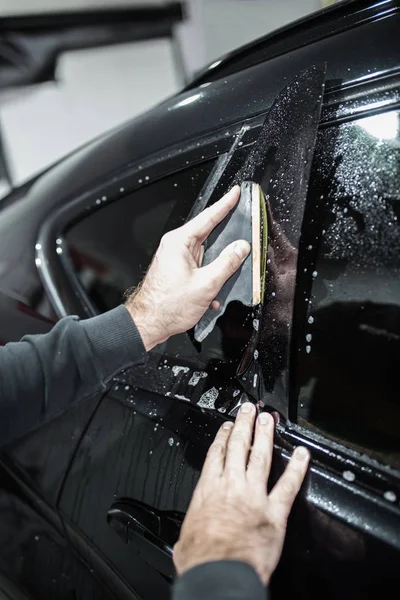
top-left (240, 402), bottom-right (254, 414)
top-left (235, 240), bottom-right (251, 260)
top-left (222, 421), bottom-right (234, 430)
top-left (294, 446), bottom-right (310, 461)
top-left (259, 412), bottom-right (272, 425)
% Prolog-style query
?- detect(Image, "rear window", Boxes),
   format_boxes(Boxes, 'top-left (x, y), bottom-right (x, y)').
top-left (295, 109), bottom-right (400, 468)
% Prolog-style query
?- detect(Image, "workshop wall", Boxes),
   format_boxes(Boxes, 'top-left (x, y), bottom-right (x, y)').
top-left (202, 0), bottom-right (322, 64)
top-left (0, 40), bottom-right (179, 186)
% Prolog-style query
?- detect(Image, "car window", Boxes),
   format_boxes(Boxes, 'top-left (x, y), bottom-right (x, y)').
top-left (66, 161), bottom-right (216, 313)
top-left (65, 156), bottom-right (256, 414)
top-left (295, 109), bottom-right (400, 468)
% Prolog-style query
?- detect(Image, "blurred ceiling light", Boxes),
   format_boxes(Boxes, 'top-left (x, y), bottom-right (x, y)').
top-left (359, 111), bottom-right (399, 140)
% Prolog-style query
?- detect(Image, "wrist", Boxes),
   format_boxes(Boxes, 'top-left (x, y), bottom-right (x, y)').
top-left (125, 296), bottom-right (166, 352)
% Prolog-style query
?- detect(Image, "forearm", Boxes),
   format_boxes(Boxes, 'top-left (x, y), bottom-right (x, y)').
top-left (172, 561), bottom-right (267, 600)
top-left (0, 305), bottom-right (146, 448)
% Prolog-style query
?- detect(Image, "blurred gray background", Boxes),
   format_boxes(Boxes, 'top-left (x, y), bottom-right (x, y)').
top-left (0, 0), bottom-right (337, 190)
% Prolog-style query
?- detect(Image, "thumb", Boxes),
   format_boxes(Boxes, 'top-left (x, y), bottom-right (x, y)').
top-left (200, 240), bottom-right (251, 294)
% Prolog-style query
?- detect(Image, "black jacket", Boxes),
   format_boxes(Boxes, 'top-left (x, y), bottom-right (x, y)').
top-left (0, 305), bottom-right (267, 600)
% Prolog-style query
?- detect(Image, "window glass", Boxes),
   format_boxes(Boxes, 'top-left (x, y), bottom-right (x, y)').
top-left (66, 158), bottom-right (256, 414)
top-left (66, 161), bottom-right (216, 313)
top-left (296, 109), bottom-right (400, 468)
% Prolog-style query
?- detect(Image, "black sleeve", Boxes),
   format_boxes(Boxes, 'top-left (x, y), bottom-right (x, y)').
top-left (0, 305), bottom-right (147, 448)
top-left (172, 561), bottom-right (268, 600)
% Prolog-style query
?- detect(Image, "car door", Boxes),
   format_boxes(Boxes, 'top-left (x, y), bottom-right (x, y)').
top-left (279, 92), bottom-right (400, 598)
top-left (0, 291), bottom-right (118, 600)
top-left (42, 68), bottom-right (400, 600)
top-left (43, 66), bottom-right (324, 600)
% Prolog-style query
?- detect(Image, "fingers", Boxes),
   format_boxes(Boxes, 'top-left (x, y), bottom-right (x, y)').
top-left (199, 239), bottom-right (251, 294)
top-left (246, 412), bottom-right (274, 488)
top-left (269, 446), bottom-right (310, 523)
top-left (184, 186), bottom-right (241, 242)
top-left (225, 402), bottom-right (256, 475)
top-left (201, 421), bottom-right (234, 479)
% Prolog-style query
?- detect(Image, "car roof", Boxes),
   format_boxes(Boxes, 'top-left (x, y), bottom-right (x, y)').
top-left (185, 0), bottom-right (397, 89)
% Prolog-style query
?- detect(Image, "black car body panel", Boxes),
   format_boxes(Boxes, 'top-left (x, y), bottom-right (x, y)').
top-left (1, 1), bottom-right (400, 599)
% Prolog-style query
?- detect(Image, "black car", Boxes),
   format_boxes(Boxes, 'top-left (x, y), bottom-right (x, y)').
top-left (0, 1), bottom-right (399, 599)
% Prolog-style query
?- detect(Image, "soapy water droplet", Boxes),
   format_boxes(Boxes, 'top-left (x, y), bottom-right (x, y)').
top-left (188, 371), bottom-right (207, 386)
top-left (254, 350), bottom-right (259, 360)
top-left (253, 374), bottom-right (258, 388)
top-left (174, 394), bottom-right (190, 402)
top-left (168, 438), bottom-right (174, 447)
top-left (308, 316), bottom-right (314, 324)
top-left (384, 491), bottom-right (397, 502)
top-left (233, 389), bottom-right (240, 397)
top-left (145, 176), bottom-right (150, 181)
top-left (312, 271), bottom-right (318, 278)
top-left (198, 387), bottom-right (219, 410)
top-left (35, 243), bottom-right (41, 250)
top-left (96, 199), bottom-right (101, 205)
top-left (34, 535), bottom-right (39, 541)
top-left (306, 345), bottom-right (311, 354)
top-left (306, 334), bottom-right (312, 342)
top-left (218, 407), bottom-right (227, 413)
top-left (343, 470), bottom-right (356, 482)
top-left (308, 245), bottom-right (313, 250)
top-left (253, 319), bottom-right (259, 331)
top-left (172, 366), bottom-right (189, 377)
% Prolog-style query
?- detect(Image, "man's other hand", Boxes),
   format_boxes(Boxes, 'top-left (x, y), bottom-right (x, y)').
top-left (126, 186), bottom-right (250, 350)
top-left (173, 403), bottom-right (310, 585)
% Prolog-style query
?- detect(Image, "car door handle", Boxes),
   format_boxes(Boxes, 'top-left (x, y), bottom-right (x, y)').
top-left (107, 499), bottom-right (184, 579)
